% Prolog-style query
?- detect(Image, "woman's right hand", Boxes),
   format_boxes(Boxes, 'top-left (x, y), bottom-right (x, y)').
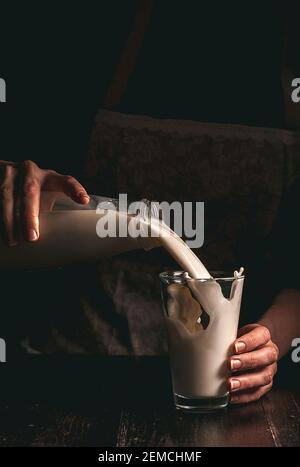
top-left (0, 160), bottom-right (90, 246)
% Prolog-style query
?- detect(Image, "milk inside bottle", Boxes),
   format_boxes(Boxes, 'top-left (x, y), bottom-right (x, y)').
top-left (0, 192), bottom-right (211, 276)
top-left (0, 193), bottom-right (150, 270)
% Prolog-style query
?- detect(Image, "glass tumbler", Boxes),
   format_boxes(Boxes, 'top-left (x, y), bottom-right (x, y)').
top-left (160, 271), bottom-right (244, 412)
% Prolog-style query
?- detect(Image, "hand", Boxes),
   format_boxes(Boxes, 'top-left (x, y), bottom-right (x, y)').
top-left (228, 323), bottom-right (279, 404)
top-left (0, 160), bottom-right (89, 245)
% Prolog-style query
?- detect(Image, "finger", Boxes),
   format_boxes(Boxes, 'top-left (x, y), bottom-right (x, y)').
top-left (14, 193), bottom-right (24, 242)
top-left (234, 325), bottom-right (271, 354)
top-left (0, 165), bottom-right (18, 246)
top-left (228, 362), bottom-right (277, 393)
top-left (230, 382), bottom-right (273, 404)
top-left (237, 323), bottom-right (260, 338)
top-left (12, 168), bottom-right (27, 243)
top-left (230, 344), bottom-right (279, 371)
top-left (44, 173), bottom-right (89, 204)
top-left (21, 160), bottom-right (41, 241)
top-left (0, 160), bottom-right (18, 167)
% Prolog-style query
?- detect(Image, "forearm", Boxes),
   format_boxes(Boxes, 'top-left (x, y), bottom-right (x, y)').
top-left (258, 289), bottom-right (300, 358)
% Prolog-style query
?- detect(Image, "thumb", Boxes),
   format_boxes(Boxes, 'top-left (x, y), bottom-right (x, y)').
top-left (43, 173), bottom-right (90, 205)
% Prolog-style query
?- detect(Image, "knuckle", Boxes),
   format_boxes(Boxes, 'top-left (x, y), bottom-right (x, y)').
top-left (23, 179), bottom-right (39, 197)
top-left (273, 344), bottom-right (279, 360)
top-left (263, 371), bottom-right (273, 385)
top-left (248, 352), bottom-right (257, 369)
top-left (256, 381), bottom-right (273, 401)
top-left (23, 160), bottom-right (36, 169)
top-left (243, 376), bottom-right (253, 389)
top-left (268, 346), bottom-right (278, 363)
top-left (268, 381), bottom-right (273, 390)
top-left (257, 385), bottom-right (269, 400)
top-left (0, 184), bottom-right (12, 201)
top-left (261, 326), bottom-right (271, 342)
top-left (46, 169), bottom-right (58, 176)
top-left (256, 389), bottom-right (264, 401)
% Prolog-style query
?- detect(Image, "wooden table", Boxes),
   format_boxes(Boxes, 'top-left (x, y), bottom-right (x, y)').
top-left (0, 356), bottom-right (299, 447)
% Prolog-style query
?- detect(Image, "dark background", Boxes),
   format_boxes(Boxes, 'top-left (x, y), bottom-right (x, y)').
top-left (1, 1), bottom-right (299, 178)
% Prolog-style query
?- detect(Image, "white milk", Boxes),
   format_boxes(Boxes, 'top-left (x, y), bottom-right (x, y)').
top-left (0, 209), bottom-right (145, 270)
top-left (164, 272), bottom-right (244, 398)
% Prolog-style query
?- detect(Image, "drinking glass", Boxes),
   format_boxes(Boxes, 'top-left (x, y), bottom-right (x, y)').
top-left (160, 271), bottom-right (244, 412)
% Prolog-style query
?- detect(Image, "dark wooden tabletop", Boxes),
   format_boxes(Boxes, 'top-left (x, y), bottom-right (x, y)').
top-left (0, 356), bottom-right (299, 447)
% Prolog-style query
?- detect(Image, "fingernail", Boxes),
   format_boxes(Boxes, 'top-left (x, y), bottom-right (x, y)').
top-left (235, 341), bottom-right (246, 353)
top-left (231, 359), bottom-right (242, 370)
top-left (79, 192), bottom-right (89, 200)
top-left (28, 229), bottom-right (38, 241)
top-left (80, 196), bottom-right (90, 204)
top-left (230, 379), bottom-right (241, 390)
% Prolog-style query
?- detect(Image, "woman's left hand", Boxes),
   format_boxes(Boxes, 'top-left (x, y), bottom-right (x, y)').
top-left (228, 323), bottom-right (279, 404)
